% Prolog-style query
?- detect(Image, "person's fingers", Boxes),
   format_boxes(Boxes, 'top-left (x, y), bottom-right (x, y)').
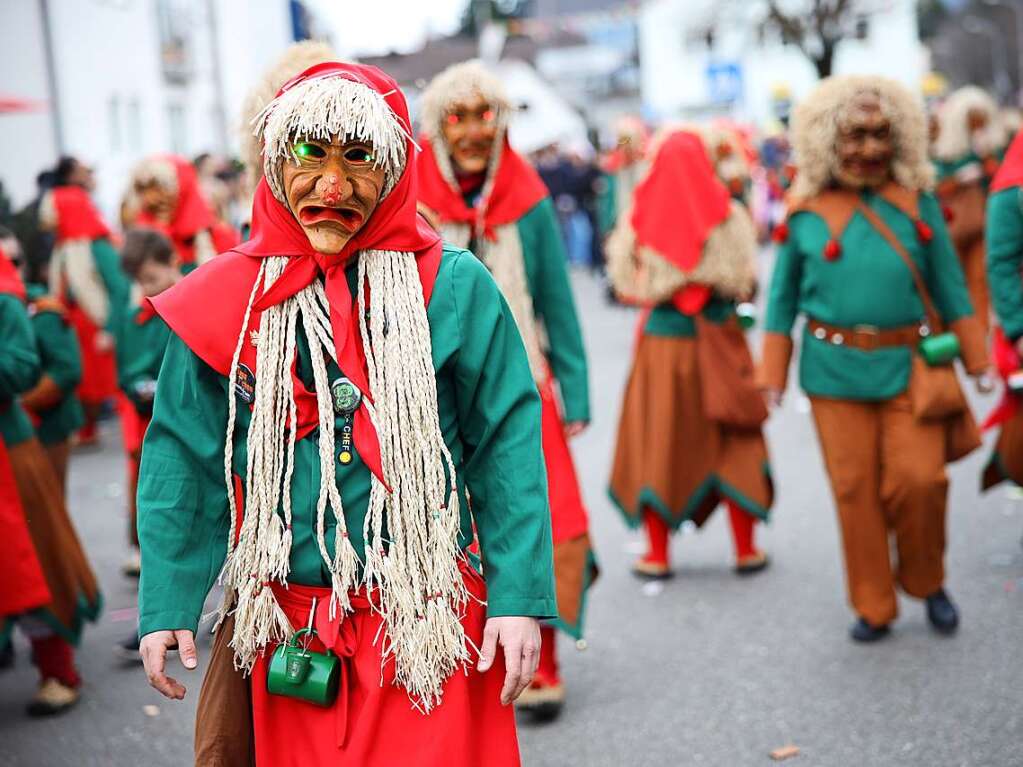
top-left (514, 637), bottom-right (538, 700)
top-left (142, 641), bottom-right (185, 699)
top-left (477, 621), bottom-right (499, 672)
top-left (176, 630), bottom-right (198, 670)
top-left (500, 637), bottom-right (523, 706)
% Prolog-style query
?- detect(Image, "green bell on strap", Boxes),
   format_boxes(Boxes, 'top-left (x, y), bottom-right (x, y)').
top-left (918, 331), bottom-right (961, 367)
top-left (266, 627), bottom-right (341, 707)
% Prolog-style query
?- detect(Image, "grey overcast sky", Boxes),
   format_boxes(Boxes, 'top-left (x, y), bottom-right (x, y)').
top-left (307, 0), bottom-right (469, 57)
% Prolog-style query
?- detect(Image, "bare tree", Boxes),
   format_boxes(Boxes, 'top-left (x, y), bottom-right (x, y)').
top-left (762, 0), bottom-right (863, 79)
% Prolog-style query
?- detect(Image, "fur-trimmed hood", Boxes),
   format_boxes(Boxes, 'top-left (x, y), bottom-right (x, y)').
top-left (791, 75), bottom-right (933, 199)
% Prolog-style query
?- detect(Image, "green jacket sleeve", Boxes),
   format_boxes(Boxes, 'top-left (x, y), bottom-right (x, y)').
top-left (596, 172), bottom-right (617, 234)
top-left (987, 186), bottom-right (1023, 339)
top-left (34, 310), bottom-right (82, 393)
top-left (450, 252), bottom-right (558, 620)
top-left (137, 334), bottom-right (230, 637)
top-left (765, 228), bottom-right (804, 336)
top-left (522, 198), bottom-right (591, 423)
top-left (0, 294), bottom-right (41, 398)
top-left (92, 239), bottom-right (131, 334)
top-left (919, 193), bottom-right (975, 324)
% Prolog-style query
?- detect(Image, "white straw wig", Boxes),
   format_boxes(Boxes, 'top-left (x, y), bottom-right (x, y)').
top-left (129, 156), bottom-right (179, 195)
top-left (932, 85), bottom-right (1008, 161)
top-left (255, 74), bottom-right (409, 204)
top-left (791, 75), bottom-right (934, 199)
top-left (238, 41), bottom-right (339, 184)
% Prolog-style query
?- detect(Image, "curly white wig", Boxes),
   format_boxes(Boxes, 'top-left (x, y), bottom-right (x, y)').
top-left (791, 75), bottom-right (933, 199)
top-left (932, 85), bottom-right (1008, 161)
top-left (418, 59), bottom-right (512, 140)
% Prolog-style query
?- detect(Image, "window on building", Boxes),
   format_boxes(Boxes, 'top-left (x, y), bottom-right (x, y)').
top-left (108, 95), bottom-right (121, 153)
top-left (127, 99), bottom-right (142, 151)
top-left (168, 104), bottom-right (187, 155)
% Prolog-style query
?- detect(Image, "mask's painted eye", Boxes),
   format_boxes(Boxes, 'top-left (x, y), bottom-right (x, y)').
top-left (446, 113), bottom-right (461, 125)
top-left (344, 146), bottom-right (375, 163)
top-left (482, 109), bottom-right (495, 122)
top-left (292, 141), bottom-right (327, 160)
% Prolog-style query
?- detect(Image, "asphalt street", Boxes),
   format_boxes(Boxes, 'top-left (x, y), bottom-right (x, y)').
top-left (2, 265), bottom-right (1022, 767)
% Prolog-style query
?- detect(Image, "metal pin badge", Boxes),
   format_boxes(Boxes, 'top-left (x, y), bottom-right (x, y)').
top-left (330, 377), bottom-right (362, 416)
top-left (234, 364), bottom-right (256, 403)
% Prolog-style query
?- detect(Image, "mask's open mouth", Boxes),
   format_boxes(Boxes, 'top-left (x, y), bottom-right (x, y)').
top-left (299, 205), bottom-right (365, 233)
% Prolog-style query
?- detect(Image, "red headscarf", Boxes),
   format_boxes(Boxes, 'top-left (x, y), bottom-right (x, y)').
top-left (630, 130), bottom-right (731, 314)
top-left (416, 134), bottom-right (548, 240)
top-left (50, 186), bottom-right (111, 243)
top-left (152, 62), bottom-right (442, 486)
top-left (0, 242), bottom-right (26, 301)
top-left (992, 130), bottom-right (1023, 193)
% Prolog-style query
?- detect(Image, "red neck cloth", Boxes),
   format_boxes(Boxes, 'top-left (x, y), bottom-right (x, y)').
top-left (630, 130), bottom-right (731, 315)
top-left (51, 186), bottom-right (110, 243)
top-left (992, 131), bottom-right (1023, 193)
top-left (152, 62), bottom-right (441, 487)
top-left (0, 244), bottom-right (26, 301)
top-left (417, 135), bottom-right (548, 240)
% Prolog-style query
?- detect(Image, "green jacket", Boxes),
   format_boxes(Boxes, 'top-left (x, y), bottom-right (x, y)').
top-left (116, 305), bottom-right (171, 416)
top-left (25, 285), bottom-right (84, 444)
top-left (764, 186), bottom-right (981, 400)
top-left (516, 198), bottom-right (590, 423)
top-left (137, 246), bottom-right (558, 638)
top-left (0, 293), bottom-right (41, 446)
top-left (987, 185), bottom-right (1023, 339)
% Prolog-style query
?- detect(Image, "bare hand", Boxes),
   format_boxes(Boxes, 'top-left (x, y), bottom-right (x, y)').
top-left (564, 421), bottom-right (588, 439)
top-left (762, 387), bottom-right (783, 409)
top-left (476, 616), bottom-right (541, 705)
top-left (140, 629), bottom-right (197, 700)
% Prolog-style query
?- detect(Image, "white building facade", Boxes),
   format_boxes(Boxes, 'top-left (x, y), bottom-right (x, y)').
top-left (0, 0), bottom-right (296, 216)
top-left (638, 0), bottom-right (926, 126)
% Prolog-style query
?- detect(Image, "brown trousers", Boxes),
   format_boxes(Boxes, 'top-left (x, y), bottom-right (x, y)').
top-left (959, 237), bottom-right (990, 337)
top-left (43, 440), bottom-right (71, 498)
top-left (811, 392), bottom-right (947, 626)
top-left (194, 616), bottom-right (255, 767)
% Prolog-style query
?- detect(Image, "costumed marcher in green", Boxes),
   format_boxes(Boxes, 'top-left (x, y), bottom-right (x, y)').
top-left (137, 62), bottom-right (556, 767)
top-left (0, 234), bottom-right (101, 716)
top-left (761, 75), bottom-right (993, 642)
top-left (597, 115), bottom-right (648, 236)
top-left (607, 128), bottom-right (773, 579)
top-left (982, 130), bottom-right (1023, 490)
top-left (39, 184), bottom-right (129, 446)
top-left (932, 85), bottom-right (1009, 336)
top-left (4, 228), bottom-right (85, 494)
top-left (416, 59), bottom-right (596, 719)
top-left (112, 228), bottom-right (178, 659)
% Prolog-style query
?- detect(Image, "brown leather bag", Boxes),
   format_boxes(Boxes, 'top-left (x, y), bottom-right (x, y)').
top-left (694, 315), bottom-right (768, 429)
top-left (855, 201), bottom-right (967, 421)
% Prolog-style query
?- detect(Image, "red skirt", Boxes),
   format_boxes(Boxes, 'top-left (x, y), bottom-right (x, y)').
top-left (67, 304), bottom-right (117, 404)
top-left (118, 395), bottom-right (151, 455)
top-left (0, 439), bottom-right (51, 617)
top-left (539, 379), bottom-right (589, 543)
top-left (251, 564), bottom-right (520, 767)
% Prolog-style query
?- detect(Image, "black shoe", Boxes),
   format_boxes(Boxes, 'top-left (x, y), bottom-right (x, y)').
top-left (849, 617), bottom-right (890, 643)
top-left (0, 640), bottom-right (13, 671)
top-left (925, 589), bottom-right (959, 635)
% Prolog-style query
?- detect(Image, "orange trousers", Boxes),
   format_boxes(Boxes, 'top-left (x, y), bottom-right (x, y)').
top-left (811, 392), bottom-right (948, 626)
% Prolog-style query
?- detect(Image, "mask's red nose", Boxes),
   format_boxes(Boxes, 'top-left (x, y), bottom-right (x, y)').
top-left (320, 174), bottom-right (342, 206)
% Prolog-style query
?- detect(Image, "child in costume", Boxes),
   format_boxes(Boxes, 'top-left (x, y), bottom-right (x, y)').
top-left (761, 76), bottom-right (992, 642)
top-left (932, 86), bottom-right (1009, 335)
top-left (607, 129), bottom-right (773, 579)
top-left (137, 62), bottom-right (556, 766)
top-left (39, 185), bottom-right (129, 445)
top-left (0, 240), bottom-right (101, 715)
top-left (113, 228), bottom-right (178, 591)
top-left (2, 227), bottom-right (85, 493)
top-left (127, 154), bottom-right (240, 272)
top-left (416, 60), bottom-right (596, 718)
